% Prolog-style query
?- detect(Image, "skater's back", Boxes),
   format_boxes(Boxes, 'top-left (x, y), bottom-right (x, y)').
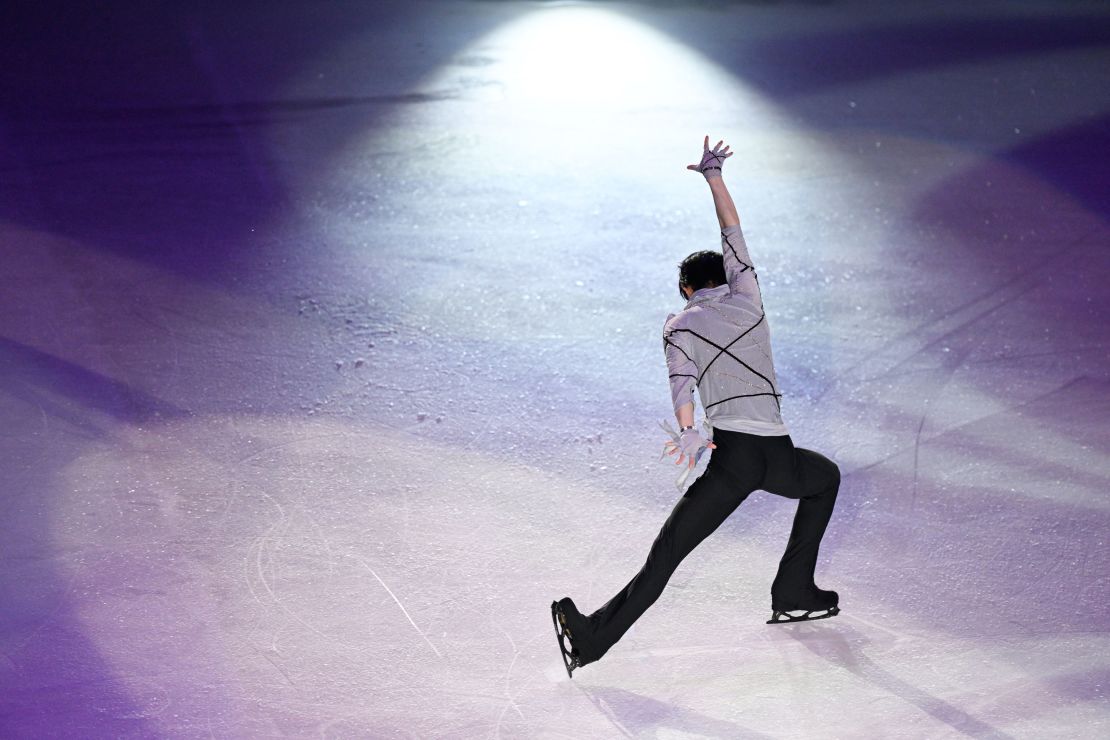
top-left (663, 200), bottom-right (789, 437)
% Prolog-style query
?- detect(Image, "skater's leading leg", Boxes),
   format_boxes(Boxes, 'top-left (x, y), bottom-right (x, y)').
top-left (761, 440), bottom-right (841, 603)
top-left (584, 450), bottom-right (762, 661)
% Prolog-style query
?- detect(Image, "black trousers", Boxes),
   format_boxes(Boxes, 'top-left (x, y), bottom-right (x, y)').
top-left (581, 428), bottom-right (841, 662)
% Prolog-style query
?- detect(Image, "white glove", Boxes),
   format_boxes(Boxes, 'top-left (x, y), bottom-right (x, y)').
top-left (686, 135), bottom-right (732, 181)
top-left (658, 418), bottom-right (715, 491)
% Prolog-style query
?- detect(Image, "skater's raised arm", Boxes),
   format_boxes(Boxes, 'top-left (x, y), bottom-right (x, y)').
top-left (688, 135), bottom-right (739, 230)
top-left (688, 136), bottom-right (763, 308)
top-left (719, 220), bottom-right (764, 309)
top-left (707, 177), bottom-right (740, 231)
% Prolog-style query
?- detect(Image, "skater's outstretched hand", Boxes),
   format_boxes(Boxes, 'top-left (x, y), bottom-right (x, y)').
top-left (663, 428), bottom-right (716, 470)
top-left (687, 134), bottom-right (731, 180)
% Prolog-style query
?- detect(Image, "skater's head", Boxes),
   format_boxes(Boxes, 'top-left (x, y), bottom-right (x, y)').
top-left (677, 251), bottom-right (726, 300)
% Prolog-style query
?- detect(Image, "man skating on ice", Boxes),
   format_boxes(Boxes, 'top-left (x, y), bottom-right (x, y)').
top-left (551, 135), bottom-right (843, 679)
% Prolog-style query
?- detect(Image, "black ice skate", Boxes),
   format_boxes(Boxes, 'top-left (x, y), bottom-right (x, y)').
top-left (551, 599), bottom-right (582, 678)
top-left (767, 586), bottom-right (840, 625)
top-left (551, 597), bottom-right (600, 678)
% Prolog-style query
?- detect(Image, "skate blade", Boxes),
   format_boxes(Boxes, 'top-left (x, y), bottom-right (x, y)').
top-left (766, 605), bottom-right (840, 624)
top-left (550, 601), bottom-right (580, 678)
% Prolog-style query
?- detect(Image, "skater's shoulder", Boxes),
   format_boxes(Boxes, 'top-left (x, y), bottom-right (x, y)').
top-left (663, 309), bottom-right (691, 330)
top-left (664, 303), bottom-right (711, 328)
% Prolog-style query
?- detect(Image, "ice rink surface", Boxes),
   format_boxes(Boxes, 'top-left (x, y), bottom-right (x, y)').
top-left (1, 0), bottom-right (1108, 737)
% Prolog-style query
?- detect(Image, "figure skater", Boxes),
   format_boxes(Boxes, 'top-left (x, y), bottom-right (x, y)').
top-left (551, 135), bottom-right (842, 678)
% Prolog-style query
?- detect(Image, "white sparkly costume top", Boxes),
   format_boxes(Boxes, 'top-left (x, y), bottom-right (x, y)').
top-left (663, 222), bottom-right (789, 437)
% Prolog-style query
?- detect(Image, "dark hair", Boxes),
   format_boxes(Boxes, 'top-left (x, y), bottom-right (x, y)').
top-left (677, 250), bottom-right (727, 300)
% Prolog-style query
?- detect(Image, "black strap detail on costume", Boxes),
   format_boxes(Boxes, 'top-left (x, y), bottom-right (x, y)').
top-left (668, 326), bottom-right (780, 409)
top-left (663, 331), bottom-right (695, 363)
top-left (697, 312), bottom-right (765, 383)
top-left (703, 391), bottom-right (783, 410)
top-left (722, 231), bottom-right (753, 272)
top-left (668, 372), bottom-right (698, 382)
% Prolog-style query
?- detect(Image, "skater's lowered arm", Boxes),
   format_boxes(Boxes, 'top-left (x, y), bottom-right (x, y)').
top-left (663, 318), bottom-right (713, 472)
top-left (664, 316), bottom-right (698, 427)
top-left (675, 399), bottom-right (694, 429)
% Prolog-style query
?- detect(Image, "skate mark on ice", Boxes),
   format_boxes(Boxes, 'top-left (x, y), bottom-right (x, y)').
top-left (788, 624), bottom-right (1016, 739)
top-left (232, 432), bottom-right (356, 467)
top-left (257, 647), bottom-right (296, 687)
top-left (574, 686), bottom-right (636, 739)
top-left (908, 338), bottom-right (979, 512)
top-left (813, 229), bottom-right (1096, 402)
top-left (834, 343), bottom-right (1107, 386)
top-left (843, 375), bottom-right (1088, 482)
top-left (851, 277), bottom-right (1027, 396)
top-left (958, 344), bottom-right (1109, 367)
top-left (244, 497), bottom-right (352, 645)
top-left (36, 400), bottom-right (50, 448)
top-left (839, 612), bottom-right (929, 649)
top-left (203, 708), bottom-right (216, 740)
top-left (871, 281), bottom-right (1026, 386)
top-left (347, 553), bottom-right (443, 658)
top-left (250, 535), bottom-right (334, 642)
top-left (300, 506), bottom-right (338, 576)
top-left (840, 239), bottom-right (1050, 382)
top-left (494, 626), bottom-right (539, 738)
top-left (579, 684), bottom-right (768, 739)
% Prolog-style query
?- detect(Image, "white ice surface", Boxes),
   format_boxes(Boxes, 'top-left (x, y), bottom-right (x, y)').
top-left (1, 1), bottom-right (1108, 738)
